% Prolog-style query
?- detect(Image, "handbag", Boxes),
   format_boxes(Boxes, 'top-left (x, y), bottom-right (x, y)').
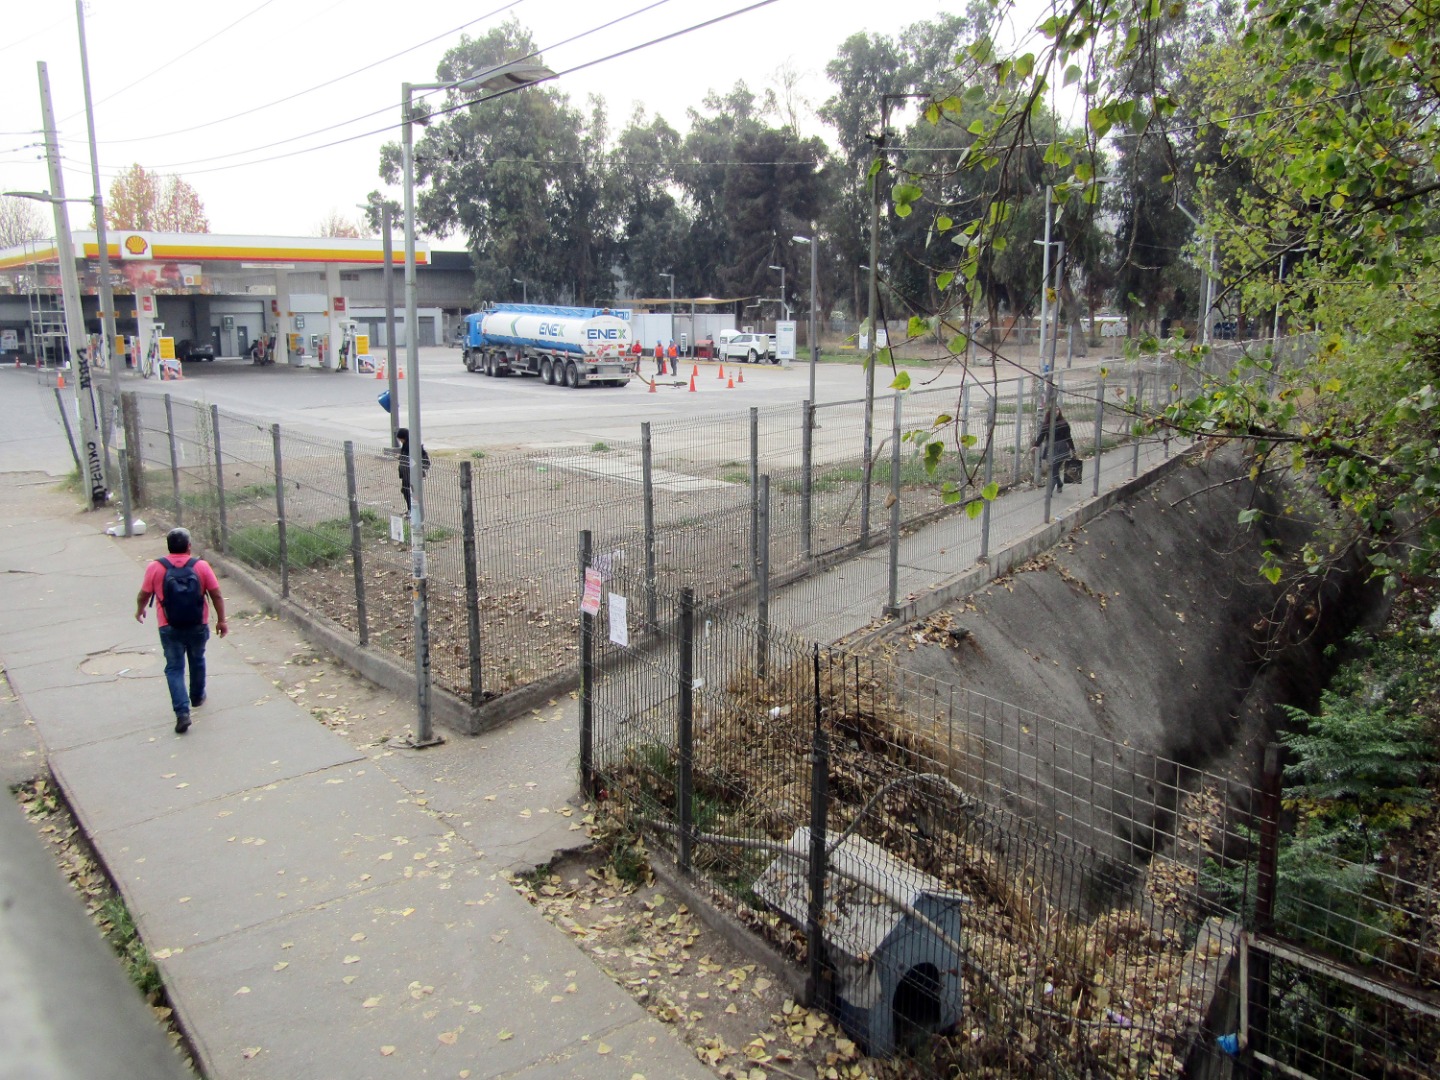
top-left (1063, 458), bottom-right (1083, 484)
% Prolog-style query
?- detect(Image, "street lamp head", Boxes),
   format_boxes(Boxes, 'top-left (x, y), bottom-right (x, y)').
top-left (453, 61), bottom-right (556, 96)
top-left (768, 265), bottom-right (783, 271)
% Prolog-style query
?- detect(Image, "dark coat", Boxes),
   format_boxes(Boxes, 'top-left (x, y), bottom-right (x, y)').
top-left (1033, 414), bottom-right (1075, 460)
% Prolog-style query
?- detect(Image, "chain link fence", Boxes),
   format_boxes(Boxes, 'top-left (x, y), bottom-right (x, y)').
top-left (580, 562), bottom-right (1439, 1078)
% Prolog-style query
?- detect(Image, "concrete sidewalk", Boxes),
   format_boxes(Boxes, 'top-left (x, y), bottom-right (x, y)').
top-left (0, 475), bottom-right (709, 1080)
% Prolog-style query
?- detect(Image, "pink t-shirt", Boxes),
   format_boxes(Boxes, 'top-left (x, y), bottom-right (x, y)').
top-left (140, 553), bottom-right (220, 627)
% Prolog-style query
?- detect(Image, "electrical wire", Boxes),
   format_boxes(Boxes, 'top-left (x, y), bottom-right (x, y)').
top-left (95, 0), bottom-right (525, 145)
top-left (104, 0), bottom-right (680, 172)
top-left (62, 0), bottom-right (282, 120)
top-left (122, 0), bottom-right (774, 176)
top-left (0, 13), bottom-right (69, 56)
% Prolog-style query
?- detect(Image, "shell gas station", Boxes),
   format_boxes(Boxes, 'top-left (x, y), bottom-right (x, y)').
top-left (0, 230), bottom-right (450, 371)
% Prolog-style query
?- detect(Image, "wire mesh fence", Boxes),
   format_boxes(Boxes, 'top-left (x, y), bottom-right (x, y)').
top-left (101, 334), bottom-right (1315, 714)
top-left (582, 562), bottom-right (1438, 1078)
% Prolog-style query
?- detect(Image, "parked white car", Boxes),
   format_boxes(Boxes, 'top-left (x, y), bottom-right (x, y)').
top-left (717, 332), bottom-right (776, 364)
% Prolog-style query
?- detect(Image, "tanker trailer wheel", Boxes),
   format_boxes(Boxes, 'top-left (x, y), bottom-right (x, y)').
top-left (540, 359), bottom-right (554, 384)
top-left (565, 360), bottom-right (581, 388)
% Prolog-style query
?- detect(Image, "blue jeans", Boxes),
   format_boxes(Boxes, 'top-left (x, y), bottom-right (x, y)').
top-left (159, 624), bottom-right (209, 716)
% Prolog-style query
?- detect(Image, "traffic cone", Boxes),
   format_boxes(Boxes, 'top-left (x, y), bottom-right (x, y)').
top-left (397, 367), bottom-right (404, 379)
top-left (57, 372), bottom-right (65, 388)
top-left (688, 371), bottom-right (696, 392)
top-left (726, 375), bottom-right (734, 389)
top-left (717, 364), bottom-right (724, 380)
top-left (737, 367), bottom-right (744, 384)
top-left (692, 364), bottom-right (698, 378)
top-left (375, 363), bottom-right (385, 379)
top-left (648, 374), bottom-right (657, 393)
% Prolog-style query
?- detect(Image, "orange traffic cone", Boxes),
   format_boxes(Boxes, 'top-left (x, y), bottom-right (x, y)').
top-left (688, 371), bottom-right (696, 393)
top-left (57, 372), bottom-right (65, 388)
top-left (726, 375), bottom-right (734, 389)
top-left (375, 363), bottom-right (385, 379)
top-left (717, 364), bottom-right (724, 380)
top-left (648, 375), bottom-right (657, 393)
top-left (397, 367), bottom-right (404, 379)
top-left (692, 364), bottom-right (699, 378)
top-left (737, 367), bottom-right (744, 384)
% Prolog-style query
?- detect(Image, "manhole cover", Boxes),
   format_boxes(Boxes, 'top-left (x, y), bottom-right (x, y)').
top-left (80, 650), bottom-right (160, 677)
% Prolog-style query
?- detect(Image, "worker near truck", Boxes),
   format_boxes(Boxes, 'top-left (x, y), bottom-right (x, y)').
top-left (654, 341), bottom-right (666, 376)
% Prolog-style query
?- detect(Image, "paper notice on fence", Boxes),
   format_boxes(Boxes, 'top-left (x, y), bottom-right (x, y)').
top-left (607, 592), bottom-right (628, 647)
top-left (390, 515), bottom-right (406, 542)
top-left (581, 568), bottom-right (603, 615)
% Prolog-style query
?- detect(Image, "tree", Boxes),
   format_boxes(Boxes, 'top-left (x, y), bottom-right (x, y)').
top-left (315, 209), bottom-right (365, 238)
top-left (106, 164), bottom-right (209, 232)
top-left (888, 0), bottom-right (1440, 587)
top-left (0, 196), bottom-right (48, 248)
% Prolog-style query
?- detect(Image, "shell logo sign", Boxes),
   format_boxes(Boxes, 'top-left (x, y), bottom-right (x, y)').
top-left (120, 234), bottom-right (152, 260)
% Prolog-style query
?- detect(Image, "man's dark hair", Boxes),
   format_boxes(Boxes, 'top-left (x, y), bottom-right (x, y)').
top-left (167, 527), bottom-right (192, 554)
top-left (396, 427), bottom-right (409, 442)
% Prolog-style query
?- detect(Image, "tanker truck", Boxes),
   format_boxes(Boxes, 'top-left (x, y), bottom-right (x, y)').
top-left (462, 304), bottom-right (637, 387)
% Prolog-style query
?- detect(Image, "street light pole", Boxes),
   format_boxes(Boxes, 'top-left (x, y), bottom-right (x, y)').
top-left (1037, 185), bottom-right (1054, 372)
top-left (381, 204), bottom-right (400, 448)
top-left (75, 0), bottom-right (120, 459)
top-left (768, 265), bottom-right (787, 318)
top-left (512, 277), bottom-right (527, 304)
top-left (36, 62), bottom-right (106, 510)
top-left (399, 60), bottom-right (554, 748)
top-left (792, 235), bottom-right (818, 413)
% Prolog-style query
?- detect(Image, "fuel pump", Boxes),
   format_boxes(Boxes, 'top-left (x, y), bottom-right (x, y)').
top-left (337, 320), bottom-right (360, 372)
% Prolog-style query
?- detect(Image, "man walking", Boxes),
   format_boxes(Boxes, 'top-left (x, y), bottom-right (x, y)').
top-left (135, 527), bottom-right (228, 734)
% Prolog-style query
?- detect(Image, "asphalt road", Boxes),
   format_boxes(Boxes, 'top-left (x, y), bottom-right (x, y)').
top-left (119, 347), bottom-right (973, 450)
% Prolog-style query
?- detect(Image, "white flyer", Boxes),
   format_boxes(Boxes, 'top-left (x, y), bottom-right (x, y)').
top-left (607, 592), bottom-right (629, 647)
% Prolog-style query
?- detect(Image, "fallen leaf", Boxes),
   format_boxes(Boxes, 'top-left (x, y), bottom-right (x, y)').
top-left (273, 961), bottom-right (288, 971)
top-left (363, 996), bottom-right (382, 1008)
top-left (597, 1043), bottom-right (612, 1055)
top-left (241, 1047), bottom-right (262, 1059)
top-left (344, 955), bottom-right (361, 964)
top-left (351, 932), bottom-right (367, 942)
top-left (379, 1045), bottom-right (395, 1056)
top-left (438, 1031), bottom-right (459, 1045)
top-left (234, 986), bottom-right (251, 995)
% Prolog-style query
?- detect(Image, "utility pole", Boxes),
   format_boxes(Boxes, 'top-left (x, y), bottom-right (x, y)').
top-left (76, 0), bottom-right (121, 457)
top-left (38, 61), bottom-right (106, 509)
top-left (861, 108), bottom-right (887, 541)
top-left (381, 203), bottom-right (399, 449)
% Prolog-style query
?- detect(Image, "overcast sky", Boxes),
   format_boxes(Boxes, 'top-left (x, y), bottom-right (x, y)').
top-left (2, 0), bottom-right (1047, 241)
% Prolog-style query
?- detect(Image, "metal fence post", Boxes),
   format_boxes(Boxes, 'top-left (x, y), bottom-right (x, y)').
top-left (960, 384), bottom-right (971, 471)
top-left (53, 387), bottom-right (81, 476)
top-left (885, 390), bottom-right (903, 613)
top-left (678, 586), bottom-right (695, 873)
top-left (459, 460), bottom-right (482, 704)
top-left (119, 392), bottom-right (141, 523)
top-left (116, 448), bottom-right (133, 537)
top-left (1249, 742), bottom-right (1282, 1065)
top-left (210, 405), bottom-right (228, 554)
top-left (1012, 376), bottom-right (1025, 484)
top-left (748, 407), bottom-right (759, 574)
top-left (345, 441), bottom-right (370, 648)
top-left (641, 422), bottom-right (657, 633)
top-left (757, 476), bottom-right (770, 681)
top-left (164, 394), bottom-right (181, 527)
top-left (1092, 375), bottom-right (1105, 498)
top-left (271, 423), bottom-right (288, 599)
top-left (579, 530), bottom-right (595, 798)
top-left (805, 645), bottom-right (830, 1009)
top-left (1132, 374), bottom-right (1144, 478)
top-left (980, 397), bottom-right (997, 562)
top-left (800, 401), bottom-right (813, 560)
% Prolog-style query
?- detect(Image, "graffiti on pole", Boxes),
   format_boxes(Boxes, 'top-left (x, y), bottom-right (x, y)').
top-left (75, 350), bottom-right (107, 507)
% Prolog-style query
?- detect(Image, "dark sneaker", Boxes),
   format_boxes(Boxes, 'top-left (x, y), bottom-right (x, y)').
top-left (175, 712), bottom-right (191, 734)
top-left (191, 694), bottom-right (206, 709)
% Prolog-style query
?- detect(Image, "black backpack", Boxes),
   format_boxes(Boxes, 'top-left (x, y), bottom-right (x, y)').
top-left (157, 557), bottom-right (204, 629)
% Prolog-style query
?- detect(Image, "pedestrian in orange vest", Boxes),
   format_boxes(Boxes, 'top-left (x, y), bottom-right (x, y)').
top-left (654, 341), bottom-right (665, 376)
top-left (667, 340), bottom-right (678, 370)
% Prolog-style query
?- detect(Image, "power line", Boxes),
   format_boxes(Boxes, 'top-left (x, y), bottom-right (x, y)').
top-left (127, 0), bottom-right (767, 177)
top-left (62, 0), bottom-right (282, 120)
top-left (109, 0), bottom-right (679, 172)
top-left (95, 0), bottom-right (525, 145)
